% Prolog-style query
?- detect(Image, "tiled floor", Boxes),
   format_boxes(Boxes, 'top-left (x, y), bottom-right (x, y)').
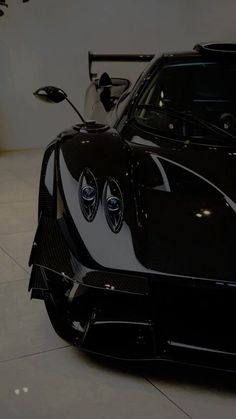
top-left (1, 149), bottom-right (236, 419)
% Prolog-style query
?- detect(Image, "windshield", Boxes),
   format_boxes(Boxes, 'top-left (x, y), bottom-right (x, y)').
top-left (134, 62), bottom-right (236, 145)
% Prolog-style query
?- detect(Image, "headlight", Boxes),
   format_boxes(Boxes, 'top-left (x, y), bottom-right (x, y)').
top-left (104, 178), bottom-right (123, 232)
top-left (106, 196), bottom-right (121, 212)
top-left (79, 168), bottom-right (98, 221)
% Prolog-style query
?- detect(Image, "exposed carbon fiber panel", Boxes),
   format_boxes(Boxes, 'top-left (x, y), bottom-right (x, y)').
top-left (30, 216), bottom-right (74, 277)
top-left (28, 265), bottom-right (48, 291)
top-left (83, 271), bottom-right (149, 295)
top-left (38, 147), bottom-right (56, 217)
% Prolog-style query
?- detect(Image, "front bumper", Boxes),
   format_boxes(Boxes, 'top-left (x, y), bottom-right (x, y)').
top-left (29, 264), bottom-right (236, 371)
top-left (28, 216), bottom-right (236, 369)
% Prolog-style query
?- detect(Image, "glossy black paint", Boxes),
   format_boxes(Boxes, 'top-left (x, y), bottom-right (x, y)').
top-left (29, 44), bottom-right (236, 369)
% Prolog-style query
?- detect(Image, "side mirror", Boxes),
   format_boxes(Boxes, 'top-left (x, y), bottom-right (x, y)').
top-left (97, 73), bottom-right (130, 112)
top-left (33, 86), bottom-right (67, 104)
top-left (33, 85), bottom-right (86, 123)
top-left (98, 72), bottom-right (112, 88)
top-left (98, 73), bottom-right (114, 112)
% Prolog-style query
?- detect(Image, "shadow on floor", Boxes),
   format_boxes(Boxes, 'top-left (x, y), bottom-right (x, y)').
top-left (70, 347), bottom-right (236, 396)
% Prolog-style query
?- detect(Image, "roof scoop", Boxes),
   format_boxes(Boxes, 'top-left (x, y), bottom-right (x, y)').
top-left (194, 43), bottom-right (236, 57)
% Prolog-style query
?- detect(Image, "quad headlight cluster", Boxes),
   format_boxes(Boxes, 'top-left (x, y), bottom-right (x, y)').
top-left (79, 170), bottom-right (123, 232)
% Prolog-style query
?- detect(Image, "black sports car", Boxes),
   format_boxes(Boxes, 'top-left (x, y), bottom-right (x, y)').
top-left (29, 43), bottom-right (236, 369)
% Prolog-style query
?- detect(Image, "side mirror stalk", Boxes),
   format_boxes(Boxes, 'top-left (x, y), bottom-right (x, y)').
top-left (64, 97), bottom-right (86, 124)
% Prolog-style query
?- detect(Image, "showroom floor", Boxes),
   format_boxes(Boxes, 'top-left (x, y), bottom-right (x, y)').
top-left (1, 149), bottom-right (236, 419)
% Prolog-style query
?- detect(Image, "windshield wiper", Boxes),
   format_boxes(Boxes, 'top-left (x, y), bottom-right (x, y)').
top-left (136, 104), bottom-right (236, 141)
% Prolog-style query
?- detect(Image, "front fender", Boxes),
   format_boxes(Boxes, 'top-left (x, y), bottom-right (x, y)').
top-left (58, 126), bottom-right (144, 272)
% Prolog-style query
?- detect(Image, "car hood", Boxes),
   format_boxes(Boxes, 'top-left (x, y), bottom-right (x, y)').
top-left (58, 125), bottom-right (236, 282)
top-left (129, 139), bottom-right (236, 281)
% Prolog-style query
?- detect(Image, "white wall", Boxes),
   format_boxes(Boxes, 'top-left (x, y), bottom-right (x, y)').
top-left (1, 0), bottom-right (236, 150)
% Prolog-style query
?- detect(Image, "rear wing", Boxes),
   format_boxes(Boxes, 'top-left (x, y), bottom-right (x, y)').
top-left (88, 51), bottom-right (154, 81)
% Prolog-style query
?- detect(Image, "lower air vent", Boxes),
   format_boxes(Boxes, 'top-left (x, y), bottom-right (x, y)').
top-left (79, 169), bottom-right (98, 221)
